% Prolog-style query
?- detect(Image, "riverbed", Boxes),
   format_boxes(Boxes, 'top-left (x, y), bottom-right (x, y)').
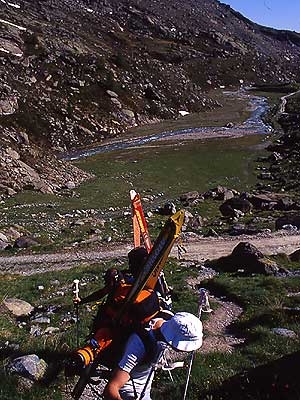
top-left (64, 90), bottom-right (272, 161)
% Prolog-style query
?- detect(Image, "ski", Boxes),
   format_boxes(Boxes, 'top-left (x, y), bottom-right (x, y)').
top-left (116, 209), bottom-right (185, 321)
top-left (130, 189), bottom-right (152, 252)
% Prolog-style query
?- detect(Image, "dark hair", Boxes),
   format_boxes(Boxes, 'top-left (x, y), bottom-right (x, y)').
top-left (128, 246), bottom-right (148, 277)
top-left (104, 268), bottom-right (123, 287)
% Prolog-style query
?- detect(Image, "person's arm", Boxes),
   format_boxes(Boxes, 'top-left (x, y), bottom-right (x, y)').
top-left (103, 368), bottom-right (130, 400)
top-left (104, 333), bottom-right (147, 399)
top-left (74, 286), bottom-right (110, 305)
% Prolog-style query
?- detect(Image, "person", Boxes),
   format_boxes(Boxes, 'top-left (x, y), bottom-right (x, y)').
top-left (66, 248), bottom-right (161, 374)
top-left (103, 311), bottom-right (203, 400)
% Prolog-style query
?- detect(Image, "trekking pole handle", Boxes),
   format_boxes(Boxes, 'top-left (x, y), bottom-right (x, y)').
top-left (198, 288), bottom-right (212, 319)
top-left (73, 279), bottom-right (80, 301)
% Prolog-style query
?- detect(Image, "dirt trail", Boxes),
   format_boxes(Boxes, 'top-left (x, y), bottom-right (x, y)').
top-left (0, 231), bottom-right (299, 275)
top-left (179, 231), bottom-right (300, 262)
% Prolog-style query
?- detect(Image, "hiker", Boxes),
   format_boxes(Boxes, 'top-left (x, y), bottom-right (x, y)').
top-left (66, 248), bottom-right (161, 374)
top-left (103, 311), bottom-right (203, 400)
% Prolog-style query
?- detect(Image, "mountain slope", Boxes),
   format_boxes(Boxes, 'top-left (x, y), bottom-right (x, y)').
top-left (1, 0), bottom-right (300, 197)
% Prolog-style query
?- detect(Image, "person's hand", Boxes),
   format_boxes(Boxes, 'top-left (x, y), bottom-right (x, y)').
top-left (73, 296), bottom-right (81, 305)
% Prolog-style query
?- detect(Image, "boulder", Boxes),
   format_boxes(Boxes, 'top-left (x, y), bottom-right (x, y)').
top-left (272, 328), bottom-right (297, 338)
top-left (206, 241), bottom-right (281, 275)
top-left (0, 239), bottom-right (9, 250)
top-left (289, 249), bottom-right (300, 262)
top-left (219, 197), bottom-right (252, 218)
top-left (204, 185), bottom-right (235, 200)
top-left (3, 298), bottom-right (34, 317)
top-left (7, 354), bottom-right (47, 381)
top-left (276, 197), bottom-right (297, 211)
top-left (231, 242), bottom-right (264, 260)
top-left (13, 235), bottom-right (39, 249)
top-left (184, 211), bottom-right (203, 230)
top-left (249, 194), bottom-right (278, 210)
top-left (275, 215), bottom-right (300, 230)
top-left (0, 232), bottom-right (8, 242)
top-left (179, 191), bottom-right (199, 205)
top-left (156, 202), bottom-right (176, 216)
top-left (0, 96), bottom-right (18, 115)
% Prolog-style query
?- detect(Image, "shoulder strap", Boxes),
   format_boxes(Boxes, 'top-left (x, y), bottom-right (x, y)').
top-left (135, 328), bottom-right (157, 364)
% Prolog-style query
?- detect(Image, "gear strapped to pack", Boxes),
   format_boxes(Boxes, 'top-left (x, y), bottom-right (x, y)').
top-left (70, 269), bottom-right (161, 371)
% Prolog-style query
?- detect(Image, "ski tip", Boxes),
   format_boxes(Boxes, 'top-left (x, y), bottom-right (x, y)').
top-left (172, 209), bottom-right (185, 223)
top-left (130, 189), bottom-right (137, 200)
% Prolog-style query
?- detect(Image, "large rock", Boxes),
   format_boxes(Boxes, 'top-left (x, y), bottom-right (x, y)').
top-left (179, 191), bottom-right (200, 205)
top-left (219, 197), bottom-right (253, 218)
top-left (0, 96), bottom-right (19, 115)
top-left (7, 354), bottom-right (47, 381)
top-left (275, 215), bottom-right (300, 230)
top-left (13, 235), bottom-right (39, 249)
top-left (289, 249), bottom-right (300, 262)
top-left (184, 211), bottom-right (203, 230)
top-left (249, 194), bottom-right (278, 210)
top-left (206, 241), bottom-right (281, 275)
top-left (0, 239), bottom-right (9, 250)
top-left (3, 298), bottom-right (34, 317)
top-left (231, 242), bottom-right (264, 260)
top-left (155, 202), bottom-right (176, 216)
top-left (204, 185), bottom-right (235, 200)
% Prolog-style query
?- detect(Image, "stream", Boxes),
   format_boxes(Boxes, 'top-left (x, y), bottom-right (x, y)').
top-left (63, 91), bottom-right (272, 161)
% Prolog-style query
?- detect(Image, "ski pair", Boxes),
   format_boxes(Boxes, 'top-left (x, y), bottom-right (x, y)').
top-left (116, 205), bottom-right (184, 320)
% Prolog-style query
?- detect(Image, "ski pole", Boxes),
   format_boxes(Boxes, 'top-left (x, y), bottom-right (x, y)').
top-left (183, 288), bottom-right (212, 400)
top-left (73, 279), bottom-right (80, 347)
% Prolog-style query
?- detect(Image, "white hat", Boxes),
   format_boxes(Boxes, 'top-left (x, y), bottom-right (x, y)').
top-left (160, 312), bottom-right (203, 352)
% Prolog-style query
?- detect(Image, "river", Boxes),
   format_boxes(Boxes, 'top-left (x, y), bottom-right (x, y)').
top-left (63, 91), bottom-right (272, 161)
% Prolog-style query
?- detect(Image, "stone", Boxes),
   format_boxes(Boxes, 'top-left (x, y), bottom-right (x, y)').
top-left (3, 298), bottom-right (34, 317)
top-left (179, 191), bottom-right (199, 204)
top-left (0, 97), bottom-right (18, 115)
top-left (6, 148), bottom-right (20, 160)
top-left (106, 90), bottom-right (118, 98)
top-left (30, 316), bottom-right (51, 324)
top-left (122, 109), bottom-right (135, 118)
top-left (7, 354), bottom-right (47, 381)
top-left (249, 194), bottom-right (278, 210)
top-left (111, 97), bottom-right (122, 108)
top-left (0, 239), bottom-right (8, 250)
top-left (272, 328), bottom-right (297, 338)
top-left (156, 202), bottom-right (176, 216)
top-left (0, 232), bottom-right (8, 242)
top-left (33, 180), bottom-right (54, 194)
top-left (275, 215), bottom-right (300, 230)
top-left (13, 235), bottom-right (39, 248)
top-left (64, 181), bottom-right (76, 189)
top-left (289, 249), bottom-right (300, 262)
top-left (206, 241), bottom-right (281, 275)
top-left (219, 197), bottom-right (252, 218)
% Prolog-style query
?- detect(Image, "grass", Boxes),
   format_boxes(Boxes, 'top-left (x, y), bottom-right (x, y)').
top-left (0, 254), bottom-right (298, 399)
top-left (0, 132), bottom-right (266, 253)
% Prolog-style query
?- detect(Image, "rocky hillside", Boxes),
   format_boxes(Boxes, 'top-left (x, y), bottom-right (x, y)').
top-left (1, 0), bottom-right (300, 197)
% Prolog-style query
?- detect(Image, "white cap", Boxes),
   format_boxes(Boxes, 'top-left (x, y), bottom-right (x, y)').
top-left (160, 312), bottom-right (203, 352)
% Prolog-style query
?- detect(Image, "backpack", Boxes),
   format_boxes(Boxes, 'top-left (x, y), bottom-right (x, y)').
top-left (93, 279), bottom-right (160, 331)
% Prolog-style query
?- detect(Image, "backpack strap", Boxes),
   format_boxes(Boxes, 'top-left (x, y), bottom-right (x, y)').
top-left (135, 327), bottom-right (157, 365)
